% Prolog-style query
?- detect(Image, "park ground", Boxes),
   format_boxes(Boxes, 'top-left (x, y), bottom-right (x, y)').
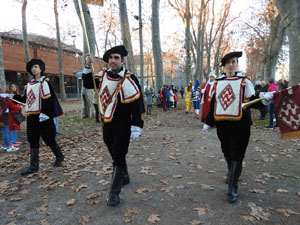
top-left (1, 100), bottom-right (300, 225)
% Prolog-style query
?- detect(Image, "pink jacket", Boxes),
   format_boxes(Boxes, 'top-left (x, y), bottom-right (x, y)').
top-left (268, 82), bottom-right (278, 92)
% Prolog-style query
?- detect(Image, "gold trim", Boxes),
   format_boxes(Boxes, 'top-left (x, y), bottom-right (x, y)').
top-left (41, 94), bottom-right (52, 99)
top-left (25, 112), bottom-right (41, 116)
top-left (280, 130), bottom-right (300, 139)
top-left (214, 111), bottom-right (243, 121)
top-left (120, 92), bottom-right (140, 104)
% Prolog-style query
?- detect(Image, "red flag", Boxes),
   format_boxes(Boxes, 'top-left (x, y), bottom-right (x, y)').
top-left (274, 84), bottom-right (300, 139)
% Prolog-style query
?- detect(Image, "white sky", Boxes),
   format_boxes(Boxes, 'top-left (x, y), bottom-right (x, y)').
top-left (1, 0), bottom-right (284, 76)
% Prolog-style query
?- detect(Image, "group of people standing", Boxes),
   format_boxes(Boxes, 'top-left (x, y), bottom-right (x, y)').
top-left (0, 84), bottom-right (23, 152)
top-left (159, 85), bottom-right (178, 111)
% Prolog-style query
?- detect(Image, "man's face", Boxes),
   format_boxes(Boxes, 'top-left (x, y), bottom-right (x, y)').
top-left (31, 64), bottom-right (42, 76)
top-left (209, 75), bottom-right (215, 82)
top-left (224, 57), bottom-right (238, 73)
top-left (108, 53), bottom-right (122, 72)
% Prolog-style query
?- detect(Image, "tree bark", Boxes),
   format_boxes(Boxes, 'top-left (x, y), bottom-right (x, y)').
top-left (54, 0), bottom-right (67, 101)
top-left (22, 0), bottom-right (31, 80)
top-left (184, 0), bottom-right (192, 85)
top-left (275, 0), bottom-right (300, 85)
top-left (73, 0), bottom-right (96, 118)
top-left (152, 0), bottom-right (163, 90)
top-left (0, 37), bottom-right (6, 91)
top-left (118, 0), bottom-right (137, 75)
top-left (139, 0), bottom-right (144, 90)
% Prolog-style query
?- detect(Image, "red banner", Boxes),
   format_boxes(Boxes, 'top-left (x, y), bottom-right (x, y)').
top-left (274, 84), bottom-right (300, 139)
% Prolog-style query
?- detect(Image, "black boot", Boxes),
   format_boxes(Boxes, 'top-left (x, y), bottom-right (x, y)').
top-left (21, 148), bottom-right (39, 176)
top-left (227, 161), bottom-right (242, 203)
top-left (107, 166), bottom-right (124, 207)
top-left (122, 162), bottom-right (130, 186)
top-left (225, 157), bottom-right (231, 184)
top-left (50, 145), bottom-right (64, 167)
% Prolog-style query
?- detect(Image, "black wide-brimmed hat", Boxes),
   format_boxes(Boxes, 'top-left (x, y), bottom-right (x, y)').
top-left (220, 51), bottom-right (242, 67)
top-left (26, 59), bottom-right (46, 75)
top-left (103, 45), bottom-right (128, 63)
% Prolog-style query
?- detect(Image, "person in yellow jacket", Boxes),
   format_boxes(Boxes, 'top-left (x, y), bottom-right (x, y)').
top-left (185, 81), bottom-right (193, 113)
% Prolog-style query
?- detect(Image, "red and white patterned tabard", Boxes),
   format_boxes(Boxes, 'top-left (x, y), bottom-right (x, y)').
top-left (97, 72), bottom-right (140, 123)
top-left (214, 77), bottom-right (245, 121)
top-left (24, 78), bottom-right (51, 115)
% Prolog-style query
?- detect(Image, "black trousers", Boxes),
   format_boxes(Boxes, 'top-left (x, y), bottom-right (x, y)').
top-left (93, 104), bottom-right (100, 122)
top-left (216, 116), bottom-right (250, 163)
top-left (27, 115), bottom-right (57, 149)
top-left (103, 120), bottom-right (131, 168)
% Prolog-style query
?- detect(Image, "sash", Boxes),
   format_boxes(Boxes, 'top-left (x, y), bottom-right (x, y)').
top-left (214, 77), bottom-right (245, 121)
top-left (98, 72), bottom-right (140, 123)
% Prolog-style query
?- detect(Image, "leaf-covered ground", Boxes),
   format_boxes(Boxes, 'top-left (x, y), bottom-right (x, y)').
top-left (1, 100), bottom-right (300, 225)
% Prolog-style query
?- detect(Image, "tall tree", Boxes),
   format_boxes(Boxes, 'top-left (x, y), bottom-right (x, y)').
top-left (152, 0), bottom-right (163, 89)
top-left (275, 0), bottom-right (300, 85)
top-left (73, 0), bottom-right (96, 118)
top-left (0, 37), bottom-right (6, 91)
top-left (54, 0), bottom-right (67, 101)
top-left (22, 0), bottom-right (31, 80)
top-left (184, 0), bottom-right (192, 84)
top-left (138, 0), bottom-right (145, 90)
top-left (118, 0), bottom-right (137, 75)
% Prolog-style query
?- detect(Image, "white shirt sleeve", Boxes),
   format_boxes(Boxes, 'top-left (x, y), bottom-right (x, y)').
top-left (245, 79), bottom-right (255, 98)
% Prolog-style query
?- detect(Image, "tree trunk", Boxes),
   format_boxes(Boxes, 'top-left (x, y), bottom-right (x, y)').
top-left (73, 0), bottom-right (96, 118)
top-left (263, 14), bottom-right (286, 81)
top-left (54, 0), bottom-right (67, 101)
top-left (184, 0), bottom-right (192, 85)
top-left (22, 0), bottom-right (31, 80)
top-left (118, 0), bottom-right (137, 75)
top-left (0, 37), bottom-right (6, 91)
top-left (275, 0), bottom-right (300, 85)
top-left (139, 0), bottom-right (144, 91)
top-left (152, 0), bottom-right (163, 90)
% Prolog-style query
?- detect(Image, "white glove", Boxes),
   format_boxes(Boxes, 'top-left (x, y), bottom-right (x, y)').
top-left (131, 126), bottom-right (142, 140)
top-left (201, 89), bottom-right (205, 94)
top-left (39, 113), bottom-right (50, 122)
top-left (202, 124), bottom-right (212, 132)
top-left (263, 92), bottom-right (274, 101)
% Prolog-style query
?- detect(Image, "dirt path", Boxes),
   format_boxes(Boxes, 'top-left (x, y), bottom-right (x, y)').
top-left (1, 101), bottom-right (300, 225)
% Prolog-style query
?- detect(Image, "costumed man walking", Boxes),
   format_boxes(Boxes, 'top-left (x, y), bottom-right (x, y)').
top-left (204, 52), bottom-right (273, 203)
top-left (82, 45), bottom-right (145, 207)
top-left (200, 71), bottom-right (216, 125)
top-left (185, 81), bottom-right (193, 114)
top-left (14, 59), bottom-right (64, 175)
top-left (191, 80), bottom-right (201, 119)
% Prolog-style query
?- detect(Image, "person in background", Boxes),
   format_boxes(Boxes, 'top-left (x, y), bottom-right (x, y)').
top-left (266, 77), bottom-right (279, 128)
top-left (166, 86), bottom-right (171, 110)
top-left (191, 80), bottom-right (201, 119)
top-left (169, 85), bottom-right (174, 109)
top-left (173, 90), bottom-right (178, 108)
top-left (145, 86), bottom-right (154, 115)
top-left (0, 89), bottom-right (19, 152)
top-left (6, 83), bottom-right (22, 147)
top-left (185, 81), bottom-right (193, 114)
top-left (180, 87), bottom-right (184, 99)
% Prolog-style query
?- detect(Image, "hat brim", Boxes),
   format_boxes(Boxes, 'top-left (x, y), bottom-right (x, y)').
top-left (26, 59), bottom-right (45, 75)
top-left (220, 51), bottom-right (242, 67)
top-left (103, 45), bottom-right (128, 63)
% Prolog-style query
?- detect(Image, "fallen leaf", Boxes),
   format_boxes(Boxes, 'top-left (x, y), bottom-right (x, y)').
top-left (8, 208), bottom-right (17, 215)
top-left (200, 184), bottom-right (214, 190)
top-left (207, 170), bottom-right (216, 173)
top-left (276, 189), bottom-right (289, 193)
top-left (194, 208), bottom-right (206, 216)
top-left (296, 192), bottom-right (300, 196)
top-left (247, 202), bottom-right (270, 221)
top-left (0, 199), bottom-right (5, 204)
top-left (10, 197), bottom-right (22, 202)
top-left (148, 214), bottom-right (161, 223)
top-left (276, 208), bottom-right (299, 217)
top-left (86, 192), bottom-right (101, 205)
top-left (66, 198), bottom-right (76, 206)
top-left (40, 217), bottom-right (50, 225)
top-left (75, 184), bottom-right (88, 192)
top-left (80, 215), bottom-right (90, 225)
top-left (190, 220), bottom-right (202, 225)
top-left (36, 204), bottom-right (47, 212)
top-left (172, 175), bottom-right (182, 179)
top-left (136, 188), bottom-right (156, 194)
top-left (241, 215), bottom-right (255, 222)
top-left (250, 189), bottom-right (265, 194)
